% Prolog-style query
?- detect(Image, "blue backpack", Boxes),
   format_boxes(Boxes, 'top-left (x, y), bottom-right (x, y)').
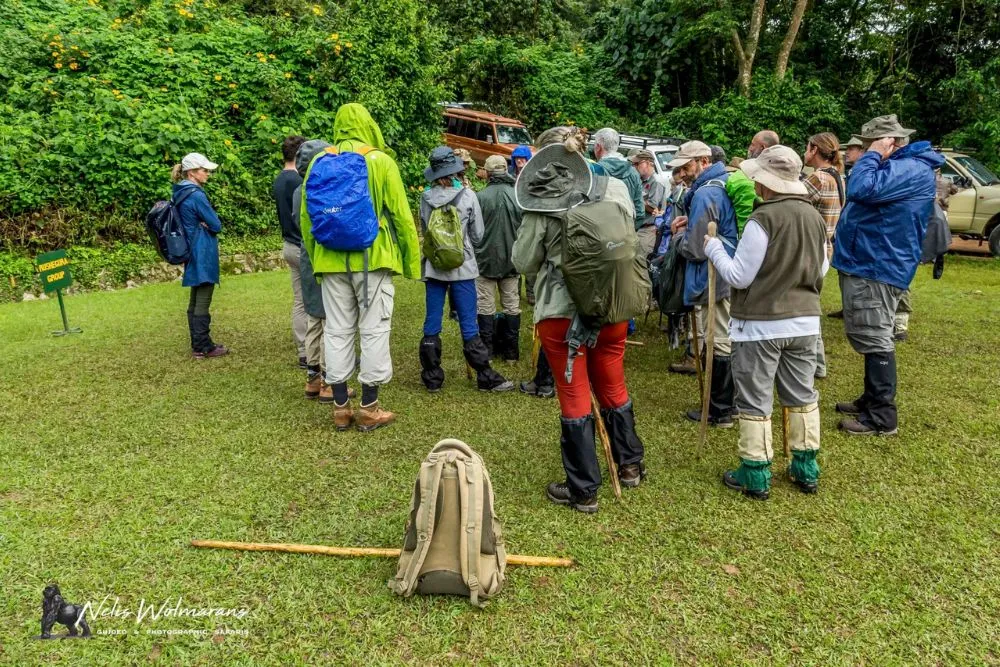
top-left (304, 146), bottom-right (380, 252)
top-left (146, 189), bottom-right (196, 265)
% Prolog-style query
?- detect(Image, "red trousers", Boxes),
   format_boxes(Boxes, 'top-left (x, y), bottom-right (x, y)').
top-left (537, 318), bottom-right (630, 419)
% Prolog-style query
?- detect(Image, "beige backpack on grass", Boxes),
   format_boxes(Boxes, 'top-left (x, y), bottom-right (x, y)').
top-left (388, 439), bottom-right (506, 606)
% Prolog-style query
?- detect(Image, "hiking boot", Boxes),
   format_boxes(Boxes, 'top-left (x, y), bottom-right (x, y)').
top-left (619, 463), bottom-right (646, 488)
top-left (193, 344), bottom-right (229, 359)
top-left (684, 409), bottom-right (734, 429)
top-left (838, 418), bottom-right (898, 437)
top-left (827, 309), bottom-right (844, 319)
top-left (480, 377), bottom-right (515, 392)
top-left (356, 401), bottom-right (395, 432)
top-left (788, 469), bottom-right (818, 494)
top-left (669, 355), bottom-right (697, 375)
top-left (545, 481), bottom-right (598, 514)
top-left (722, 470), bottom-right (769, 501)
top-left (333, 402), bottom-right (354, 432)
top-left (305, 374), bottom-right (322, 399)
top-left (519, 380), bottom-right (555, 398)
top-left (835, 400), bottom-right (863, 415)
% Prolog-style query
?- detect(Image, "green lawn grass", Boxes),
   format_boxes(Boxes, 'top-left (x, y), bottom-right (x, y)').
top-left (1, 258), bottom-right (998, 665)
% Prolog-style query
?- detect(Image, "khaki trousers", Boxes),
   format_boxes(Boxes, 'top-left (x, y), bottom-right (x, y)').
top-left (321, 270), bottom-right (395, 386)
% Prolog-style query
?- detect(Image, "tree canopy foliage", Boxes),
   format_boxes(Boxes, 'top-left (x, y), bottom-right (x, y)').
top-left (1, 0), bottom-right (997, 250)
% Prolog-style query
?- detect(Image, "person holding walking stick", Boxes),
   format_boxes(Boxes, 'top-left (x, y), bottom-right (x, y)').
top-left (669, 141), bottom-right (739, 428)
top-left (704, 146), bottom-right (830, 500)
top-left (512, 126), bottom-right (650, 514)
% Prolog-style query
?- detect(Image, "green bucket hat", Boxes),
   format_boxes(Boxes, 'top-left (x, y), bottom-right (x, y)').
top-left (857, 114), bottom-right (915, 141)
top-left (514, 143), bottom-right (600, 213)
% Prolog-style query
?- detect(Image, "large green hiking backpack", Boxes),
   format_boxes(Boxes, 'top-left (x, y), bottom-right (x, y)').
top-left (388, 439), bottom-right (506, 607)
top-left (560, 180), bottom-right (652, 326)
top-left (422, 193), bottom-right (466, 271)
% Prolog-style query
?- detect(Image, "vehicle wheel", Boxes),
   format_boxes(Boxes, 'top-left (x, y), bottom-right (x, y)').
top-left (990, 225), bottom-right (1000, 257)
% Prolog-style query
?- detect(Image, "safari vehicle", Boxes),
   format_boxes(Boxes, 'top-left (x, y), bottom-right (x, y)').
top-left (587, 134), bottom-right (687, 187)
top-left (937, 149), bottom-right (1000, 256)
top-left (441, 105), bottom-right (533, 166)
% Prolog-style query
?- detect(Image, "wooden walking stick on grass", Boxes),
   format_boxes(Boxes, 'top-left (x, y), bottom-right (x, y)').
top-left (591, 393), bottom-right (622, 500)
top-left (689, 310), bottom-right (704, 399)
top-left (190, 540), bottom-right (575, 568)
top-left (698, 222), bottom-right (718, 457)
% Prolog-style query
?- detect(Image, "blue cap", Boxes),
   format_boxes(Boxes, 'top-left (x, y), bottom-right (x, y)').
top-left (512, 145), bottom-right (532, 159)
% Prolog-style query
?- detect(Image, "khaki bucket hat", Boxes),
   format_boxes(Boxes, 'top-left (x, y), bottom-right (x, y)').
top-left (739, 145), bottom-right (808, 196)
top-left (857, 114), bottom-right (916, 141)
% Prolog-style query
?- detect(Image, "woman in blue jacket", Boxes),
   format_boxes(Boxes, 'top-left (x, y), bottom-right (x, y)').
top-left (171, 153), bottom-right (228, 358)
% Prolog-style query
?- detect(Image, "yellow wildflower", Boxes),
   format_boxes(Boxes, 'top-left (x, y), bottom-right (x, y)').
top-left (112, 89), bottom-right (120, 94)
top-left (69, 62), bottom-right (78, 70)
top-left (345, 42), bottom-right (352, 48)
top-left (311, 4), bottom-right (322, 15)
top-left (232, 103), bottom-right (239, 109)
top-left (224, 139), bottom-right (233, 147)
top-left (167, 47), bottom-right (173, 54)
top-left (54, 63), bottom-right (62, 69)
top-left (52, 52), bottom-right (59, 57)
top-left (284, 72), bottom-right (292, 79)
top-left (214, 75), bottom-right (222, 81)
top-left (259, 114), bottom-right (268, 121)
top-left (331, 33), bottom-right (339, 40)
top-left (228, 83), bottom-right (236, 89)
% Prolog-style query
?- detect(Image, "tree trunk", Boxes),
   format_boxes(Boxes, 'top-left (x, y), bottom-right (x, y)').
top-left (732, 0), bottom-right (766, 96)
top-left (775, 0), bottom-right (809, 80)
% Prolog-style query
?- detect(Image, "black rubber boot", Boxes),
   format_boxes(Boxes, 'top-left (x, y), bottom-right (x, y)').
top-left (502, 314), bottom-right (521, 361)
top-left (186, 311), bottom-right (196, 351)
top-left (521, 348), bottom-right (555, 396)
top-left (859, 351), bottom-right (898, 433)
top-left (600, 401), bottom-right (646, 486)
top-left (191, 315), bottom-right (212, 354)
top-left (463, 336), bottom-right (514, 392)
top-left (492, 314), bottom-right (509, 359)
top-left (477, 314), bottom-right (495, 358)
top-left (552, 414), bottom-right (600, 509)
top-left (419, 335), bottom-right (445, 392)
top-left (709, 355), bottom-right (736, 421)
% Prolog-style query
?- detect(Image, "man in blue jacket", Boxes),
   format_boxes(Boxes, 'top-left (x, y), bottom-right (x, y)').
top-left (670, 141), bottom-right (740, 427)
top-left (832, 115), bottom-right (944, 436)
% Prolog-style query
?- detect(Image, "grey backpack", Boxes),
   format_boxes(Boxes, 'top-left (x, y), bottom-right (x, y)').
top-left (388, 439), bottom-right (506, 606)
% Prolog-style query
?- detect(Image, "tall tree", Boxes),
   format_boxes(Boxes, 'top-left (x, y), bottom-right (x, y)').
top-left (775, 0), bottom-right (809, 80)
top-left (731, 0), bottom-right (765, 96)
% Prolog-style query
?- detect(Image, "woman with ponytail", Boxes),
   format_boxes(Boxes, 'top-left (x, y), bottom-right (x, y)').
top-left (172, 152), bottom-right (227, 358)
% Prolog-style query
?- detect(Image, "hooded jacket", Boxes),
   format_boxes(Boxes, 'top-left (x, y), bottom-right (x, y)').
top-left (475, 173), bottom-right (522, 279)
top-left (173, 180), bottom-right (222, 287)
top-left (676, 161), bottom-right (739, 306)
top-left (832, 141), bottom-right (944, 290)
top-left (598, 153), bottom-right (645, 225)
top-left (299, 104), bottom-right (421, 280)
top-left (419, 185), bottom-right (483, 282)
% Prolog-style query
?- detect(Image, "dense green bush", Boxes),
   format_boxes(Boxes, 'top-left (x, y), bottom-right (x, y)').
top-left (0, 0), bottom-right (443, 251)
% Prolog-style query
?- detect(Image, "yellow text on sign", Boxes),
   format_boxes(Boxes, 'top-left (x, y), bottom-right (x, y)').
top-left (38, 258), bottom-right (70, 272)
top-left (47, 271), bottom-right (65, 283)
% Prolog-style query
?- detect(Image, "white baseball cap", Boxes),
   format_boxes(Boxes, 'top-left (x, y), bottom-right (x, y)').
top-left (181, 152), bottom-right (219, 171)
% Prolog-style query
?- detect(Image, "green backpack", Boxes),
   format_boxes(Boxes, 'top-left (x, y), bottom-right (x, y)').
top-left (560, 177), bottom-right (652, 326)
top-left (423, 193), bottom-right (466, 271)
top-left (388, 439), bottom-right (506, 607)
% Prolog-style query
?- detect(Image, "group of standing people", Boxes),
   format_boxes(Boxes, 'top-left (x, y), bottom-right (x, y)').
top-left (168, 104), bottom-right (943, 511)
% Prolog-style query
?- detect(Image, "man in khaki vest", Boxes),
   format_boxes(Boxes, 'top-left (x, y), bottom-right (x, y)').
top-left (704, 146), bottom-right (829, 500)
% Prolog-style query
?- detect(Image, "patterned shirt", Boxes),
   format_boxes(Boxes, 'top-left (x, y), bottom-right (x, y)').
top-left (804, 169), bottom-right (844, 237)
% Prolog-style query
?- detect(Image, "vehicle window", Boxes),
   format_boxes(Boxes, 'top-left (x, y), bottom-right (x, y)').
top-left (462, 121), bottom-right (479, 139)
top-left (939, 161), bottom-right (962, 184)
top-left (477, 123), bottom-right (492, 142)
top-left (655, 150), bottom-right (677, 172)
top-left (954, 156), bottom-right (1000, 186)
top-left (496, 125), bottom-right (532, 145)
top-left (445, 116), bottom-right (459, 135)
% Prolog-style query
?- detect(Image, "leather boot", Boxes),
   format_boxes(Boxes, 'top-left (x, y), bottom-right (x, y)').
top-left (477, 314), bottom-right (495, 357)
top-left (669, 354), bottom-right (697, 375)
top-left (463, 336), bottom-right (514, 392)
top-left (305, 373), bottom-right (322, 399)
top-left (356, 401), bottom-right (395, 432)
top-left (502, 314), bottom-right (521, 361)
top-left (419, 335), bottom-right (445, 392)
top-left (492, 314), bottom-right (509, 359)
top-left (548, 414), bottom-right (600, 511)
top-left (599, 401), bottom-right (646, 487)
top-left (333, 401), bottom-right (355, 431)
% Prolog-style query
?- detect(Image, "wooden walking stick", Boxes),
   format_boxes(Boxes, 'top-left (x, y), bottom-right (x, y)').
top-left (698, 222), bottom-right (718, 457)
top-left (591, 393), bottom-right (622, 500)
top-left (689, 310), bottom-right (704, 399)
top-left (190, 540), bottom-right (574, 567)
top-left (782, 406), bottom-right (791, 458)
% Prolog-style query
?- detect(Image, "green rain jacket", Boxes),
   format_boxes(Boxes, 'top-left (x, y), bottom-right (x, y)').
top-left (300, 103), bottom-right (421, 280)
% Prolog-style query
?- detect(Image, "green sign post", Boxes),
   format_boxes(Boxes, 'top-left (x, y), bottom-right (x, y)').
top-left (36, 249), bottom-right (82, 336)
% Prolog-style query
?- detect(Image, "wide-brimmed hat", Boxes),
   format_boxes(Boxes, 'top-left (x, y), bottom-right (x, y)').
top-left (666, 140), bottom-right (712, 168)
top-left (845, 136), bottom-right (864, 148)
top-left (857, 114), bottom-right (915, 141)
top-left (515, 143), bottom-right (598, 213)
top-left (181, 152), bottom-right (218, 171)
top-left (484, 154), bottom-right (508, 175)
top-left (629, 149), bottom-right (656, 164)
top-left (739, 145), bottom-right (808, 196)
top-left (424, 146), bottom-right (465, 182)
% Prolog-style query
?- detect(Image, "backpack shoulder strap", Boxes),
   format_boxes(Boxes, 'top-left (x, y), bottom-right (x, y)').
top-left (389, 454), bottom-right (447, 596)
top-left (821, 167), bottom-right (846, 206)
top-left (171, 188), bottom-right (197, 207)
top-left (454, 453), bottom-right (484, 607)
